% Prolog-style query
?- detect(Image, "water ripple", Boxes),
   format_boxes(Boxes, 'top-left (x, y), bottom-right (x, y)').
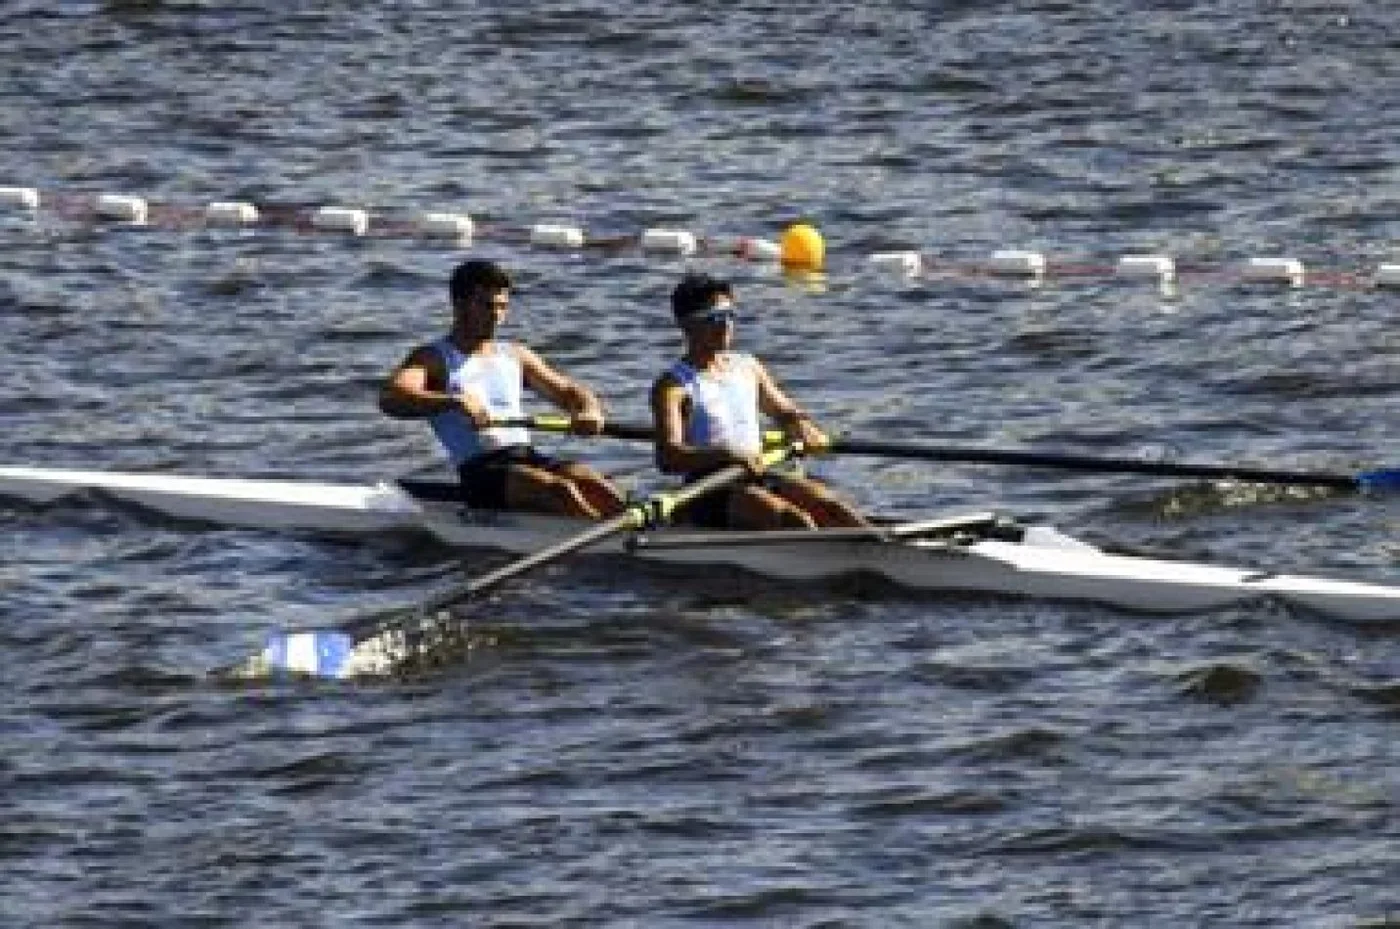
top-left (2, 1), bottom-right (1400, 924)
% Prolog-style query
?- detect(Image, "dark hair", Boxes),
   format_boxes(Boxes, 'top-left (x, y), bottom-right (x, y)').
top-left (450, 259), bottom-right (512, 305)
top-left (671, 272), bottom-right (733, 322)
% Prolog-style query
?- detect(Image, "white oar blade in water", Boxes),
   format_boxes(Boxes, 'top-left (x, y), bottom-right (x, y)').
top-left (234, 630), bottom-right (357, 679)
top-left (225, 448), bottom-right (800, 681)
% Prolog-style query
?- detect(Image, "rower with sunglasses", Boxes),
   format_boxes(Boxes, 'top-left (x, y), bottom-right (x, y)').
top-left (650, 272), bottom-right (870, 530)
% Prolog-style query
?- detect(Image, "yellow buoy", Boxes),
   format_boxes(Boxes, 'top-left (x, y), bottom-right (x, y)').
top-left (779, 223), bottom-right (824, 271)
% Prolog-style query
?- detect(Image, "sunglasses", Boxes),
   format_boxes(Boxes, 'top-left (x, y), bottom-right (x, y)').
top-left (684, 309), bottom-right (737, 327)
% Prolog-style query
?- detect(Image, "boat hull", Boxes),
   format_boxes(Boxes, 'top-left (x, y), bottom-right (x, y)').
top-left (2, 465), bottom-right (1398, 623)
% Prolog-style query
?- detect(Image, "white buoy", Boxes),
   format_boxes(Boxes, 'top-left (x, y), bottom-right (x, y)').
top-left (1117, 254), bottom-right (1176, 282)
top-left (529, 224), bottom-right (585, 248)
top-left (1243, 256), bottom-right (1305, 287)
top-left (95, 194), bottom-right (148, 224)
top-left (418, 212), bottom-right (474, 242)
top-left (868, 251), bottom-right (922, 276)
top-left (312, 206), bottom-right (370, 236)
top-left (205, 201), bottom-right (259, 225)
top-left (987, 249), bottom-right (1046, 276)
top-left (0, 186), bottom-right (40, 211)
top-left (735, 238), bottom-right (781, 262)
top-left (1375, 264), bottom-right (1400, 288)
top-left (640, 228), bottom-right (698, 255)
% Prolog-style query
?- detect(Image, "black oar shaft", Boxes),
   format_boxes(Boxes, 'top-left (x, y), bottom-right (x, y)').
top-left (599, 422), bottom-right (654, 442)
top-left (828, 439), bottom-right (1361, 490)
top-left (519, 415), bottom-right (1365, 491)
top-left (503, 415), bottom-right (653, 442)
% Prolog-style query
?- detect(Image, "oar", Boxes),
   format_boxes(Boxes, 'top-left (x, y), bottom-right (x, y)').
top-left (815, 437), bottom-right (1400, 492)
top-left (514, 414), bottom-right (1400, 493)
top-left (225, 442), bottom-right (800, 680)
top-left (503, 414), bottom-right (654, 443)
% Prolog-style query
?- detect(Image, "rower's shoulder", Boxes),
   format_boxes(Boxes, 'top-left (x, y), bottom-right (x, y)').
top-left (652, 363), bottom-right (687, 390)
top-left (396, 340), bottom-right (445, 366)
top-left (651, 369), bottom-right (689, 411)
top-left (411, 338), bottom-right (517, 364)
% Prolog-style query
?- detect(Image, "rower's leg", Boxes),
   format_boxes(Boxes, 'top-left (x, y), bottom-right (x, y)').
top-left (729, 484), bottom-right (815, 530)
top-left (504, 463), bottom-right (602, 520)
top-left (554, 461), bottom-right (628, 518)
top-left (771, 476), bottom-right (870, 528)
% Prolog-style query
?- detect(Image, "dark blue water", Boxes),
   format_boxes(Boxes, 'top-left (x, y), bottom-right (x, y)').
top-left (2, 2), bottom-right (1398, 925)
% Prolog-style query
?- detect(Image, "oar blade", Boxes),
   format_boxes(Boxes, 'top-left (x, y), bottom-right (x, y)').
top-left (1356, 468), bottom-right (1400, 494)
top-left (219, 444), bottom-right (803, 682)
top-left (227, 630), bottom-right (357, 680)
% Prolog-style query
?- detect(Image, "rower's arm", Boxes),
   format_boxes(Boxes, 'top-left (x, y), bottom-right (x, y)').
top-left (378, 346), bottom-right (461, 420)
top-left (651, 374), bottom-right (763, 475)
top-left (516, 345), bottom-right (606, 432)
top-left (753, 359), bottom-right (830, 451)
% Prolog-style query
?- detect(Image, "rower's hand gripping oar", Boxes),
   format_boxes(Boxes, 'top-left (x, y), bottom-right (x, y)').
top-left (515, 415), bottom-right (1400, 493)
top-left (225, 442), bottom-right (802, 680)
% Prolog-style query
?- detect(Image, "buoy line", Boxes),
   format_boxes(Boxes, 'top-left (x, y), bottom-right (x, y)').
top-left (2, 184), bottom-right (1397, 293)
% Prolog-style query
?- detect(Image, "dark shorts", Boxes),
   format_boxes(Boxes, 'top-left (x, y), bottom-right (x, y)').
top-left (457, 445), bottom-right (562, 510)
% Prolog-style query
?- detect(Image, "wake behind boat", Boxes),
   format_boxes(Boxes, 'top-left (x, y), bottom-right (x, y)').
top-left (3, 464), bottom-right (1400, 635)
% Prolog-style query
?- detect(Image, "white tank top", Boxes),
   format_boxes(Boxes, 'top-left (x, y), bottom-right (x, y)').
top-left (666, 352), bottom-right (763, 457)
top-left (428, 338), bottom-right (530, 466)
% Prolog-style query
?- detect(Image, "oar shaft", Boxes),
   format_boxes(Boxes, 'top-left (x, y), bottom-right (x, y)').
top-left (827, 439), bottom-right (1363, 490)
top-left (283, 448), bottom-right (797, 675)
top-left (417, 517), bottom-right (624, 616)
top-left (518, 415), bottom-right (1368, 490)
top-left (507, 414), bottom-right (654, 442)
top-left (414, 459), bottom-right (755, 616)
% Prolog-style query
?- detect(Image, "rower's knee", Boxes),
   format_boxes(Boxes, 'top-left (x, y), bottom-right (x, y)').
top-left (553, 478), bottom-right (599, 519)
top-left (800, 485), bottom-right (866, 528)
top-left (522, 473), bottom-right (599, 519)
top-left (558, 465), bottom-right (625, 516)
top-left (771, 502), bottom-right (817, 530)
top-left (735, 489), bottom-right (816, 530)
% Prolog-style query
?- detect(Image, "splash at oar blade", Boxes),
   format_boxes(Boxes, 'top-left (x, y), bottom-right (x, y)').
top-left (223, 444), bottom-right (800, 680)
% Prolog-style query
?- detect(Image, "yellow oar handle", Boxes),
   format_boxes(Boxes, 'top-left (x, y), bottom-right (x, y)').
top-left (527, 413), bottom-right (573, 432)
top-left (515, 414), bottom-right (655, 442)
